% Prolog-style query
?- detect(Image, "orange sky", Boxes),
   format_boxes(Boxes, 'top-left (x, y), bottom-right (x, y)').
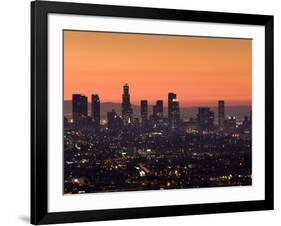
top-left (64, 30), bottom-right (252, 107)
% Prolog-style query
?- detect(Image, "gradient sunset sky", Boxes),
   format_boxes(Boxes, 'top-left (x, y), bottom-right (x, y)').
top-left (64, 30), bottom-right (252, 107)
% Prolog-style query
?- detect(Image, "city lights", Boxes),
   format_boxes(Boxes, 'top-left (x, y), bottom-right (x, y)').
top-left (64, 84), bottom-right (252, 194)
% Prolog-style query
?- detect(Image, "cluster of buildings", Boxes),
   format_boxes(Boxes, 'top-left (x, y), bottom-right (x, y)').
top-left (64, 83), bottom-right (252, 194)
top-left (70, 83), bottom-right (180, 129)
top-left (68, 83), bottom-right (251, 135)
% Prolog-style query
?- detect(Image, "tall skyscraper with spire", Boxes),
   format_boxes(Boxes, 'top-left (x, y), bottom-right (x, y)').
top-left (121, 83), bottom-right (133, 124)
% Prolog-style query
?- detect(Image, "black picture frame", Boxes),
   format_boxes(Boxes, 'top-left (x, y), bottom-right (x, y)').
top-left (31, 0), bottom-right (274, 224)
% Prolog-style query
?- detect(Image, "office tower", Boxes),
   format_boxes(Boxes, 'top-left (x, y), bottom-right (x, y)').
top-left (140, 100), bottom-right (148, 125)
top-left (121, 83), bottom-right (133, 124)
top-left (107, 110), bottom-right (118, 127)
top-left (197, 107), bottom-right (214, 130)
top-left (168, 92), bottom-right (177, 125)
top-left (107, 109), bottom-right (122, 129)
top-left (170, 98), bottom-right (180, 130)
top-left (218, 100), bottom-right (225, 129)
top-left (91, 94), bottom-right (100, 126)
top-left (153, 105), bottom-right (157, 119)
top-left (72, 94), bottom-right (88, 122)
top-left (155, 100), bottom-right (163, 119)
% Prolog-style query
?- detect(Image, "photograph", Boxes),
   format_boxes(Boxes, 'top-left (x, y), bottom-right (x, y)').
top-left (63, 30), bottom-right (252, 194)
top-left (30, 1), bottom-right (274, 224)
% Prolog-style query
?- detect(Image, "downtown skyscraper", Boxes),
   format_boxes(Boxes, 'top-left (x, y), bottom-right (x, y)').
top-left (72, 94), bottom-right (88, 122)
top-left (170, 99), bottom-right (180, 130)
top-left (197, 107), bottom-right (214, 130)
top-left (218, 100), bottom-right (225, 129)
top-left (168, 93), bottom-right (180, 130)
top-left (91, 94), bottom-right (100, 126)
top-left (140, 100), bottom-right (148, 125)
top-left (121, 83), bottom-right (133, 124)
top-left (168, 93), bottom-right (176, 125)
top-left (153, 100), bottom-right (164, 119)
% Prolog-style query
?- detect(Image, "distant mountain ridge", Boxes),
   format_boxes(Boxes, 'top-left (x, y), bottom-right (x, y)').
top-left (64, 100), bottom-right (251, 122)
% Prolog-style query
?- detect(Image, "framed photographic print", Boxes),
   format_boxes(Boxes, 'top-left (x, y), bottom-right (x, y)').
top-left (31, 0), bottom-right (274, 224)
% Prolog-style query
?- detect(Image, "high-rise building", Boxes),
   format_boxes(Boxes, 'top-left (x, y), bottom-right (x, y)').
top-left (140, 100), bottom-right (148, 125)
top-left (72, 94), bottom-right (88, 122)
top-left (168, 93), bottom-right (177, 125)
top-left (155, 100), bottom-right (163, 119)
top-left (91, 94), bottom-right (100, 126)
top-left (170, 98), bottom-right (180, 130)
top-left (197, 107), bottom-right (214, 130)
top-left (121, 83), bottom-right (133, 124)
top-left (153, 105), bottom-right (157, 119)
top-left (218, 100), bottom-right (225, 129)
top-left (107, 109), bottom-right (122, 129)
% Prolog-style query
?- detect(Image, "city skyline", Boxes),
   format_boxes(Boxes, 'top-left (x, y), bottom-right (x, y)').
top-left (64, 85), bottom-right (251, 108)
top-left (64, 30), bottom-right (252, 194)
top-left (65, 97), bottom-right (251, 107)
top-left (68, 83), bottom-right (251, 126)
top-left (64, 31), bottom-right (252, 107)
top-left (64, 83), bottom-right (252, 194)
